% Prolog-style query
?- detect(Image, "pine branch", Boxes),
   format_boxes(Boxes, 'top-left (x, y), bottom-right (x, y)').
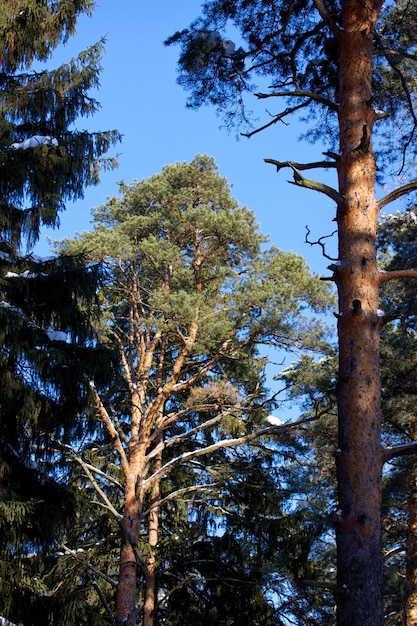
top-left (377, 180), bottom-right (417, 209)
top-left (272, 163), bottom-right (343, 204)
top-left (265, 158), bottom-right (337, 172)
top-left (141, 415), bottom-right (317, 494)
top-left (254, 88), bottom-right (338, 111)
top-left (56, 441), bottom-right (123, 521)
top-left (313, 0), bottom-right (341, 38)
top-left (378, 268), bottom-right (417, 283)
top-left (91, 580), bottom-right (117, 626)
top-left (383, 440), bottom-right (417, 462)
top-left (87, 379), bottom-right (130, 480)
top-left (146, 410), bottom-right (227, 461)
top-left (142, 482), bottom-right (222, 517)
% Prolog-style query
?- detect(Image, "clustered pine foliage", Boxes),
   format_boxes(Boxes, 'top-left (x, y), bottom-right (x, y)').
top-left (54, 155), bottom-right (332, 626)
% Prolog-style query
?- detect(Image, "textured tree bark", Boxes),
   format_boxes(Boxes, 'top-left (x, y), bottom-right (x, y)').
top-left (335, 1), bottom-right (384, 625)
top-left (115, 456), bottom-right (144, 626)
top-left (143, 446), bottom-right (162, 626)
top-left (406, 426), bottom-right (417, 626)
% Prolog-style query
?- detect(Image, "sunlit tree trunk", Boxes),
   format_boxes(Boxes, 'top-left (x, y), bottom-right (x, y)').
top-left (335, 1), bottom-right (384, 624)
top-left (143, 446), bottom-right (162, 626)
top-left (115, 451), bottom-right (145, 626)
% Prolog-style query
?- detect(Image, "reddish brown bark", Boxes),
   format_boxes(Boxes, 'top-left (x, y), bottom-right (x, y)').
top-left (115, 456), bottom-right (145, 626)
top-left (335, 1), bottom-right (385, 624)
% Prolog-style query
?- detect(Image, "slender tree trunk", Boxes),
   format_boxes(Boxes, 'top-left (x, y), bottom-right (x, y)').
top-left (406, 424), bottom-right (417, 626)
top-left (335, 1), bottom-right (384, 625)
top-left (143, 446), bottom-right (162, 626)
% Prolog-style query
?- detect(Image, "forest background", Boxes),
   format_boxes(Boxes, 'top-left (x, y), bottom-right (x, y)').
top-left (2, 1), bottom-right (417, 625)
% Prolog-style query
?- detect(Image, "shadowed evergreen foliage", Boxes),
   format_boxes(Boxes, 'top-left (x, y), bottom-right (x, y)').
top-left (0, 2), bottom-right (120, 622)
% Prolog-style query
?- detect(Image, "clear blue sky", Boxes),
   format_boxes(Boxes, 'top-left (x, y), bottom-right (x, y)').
top-left (36, 0), bottom-right (339, 275)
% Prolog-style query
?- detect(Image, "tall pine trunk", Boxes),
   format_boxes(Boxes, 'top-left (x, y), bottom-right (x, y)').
top-left (335, 1), bottom-right (384, 624)
top-left (115, 451), bottom-right (145, 626)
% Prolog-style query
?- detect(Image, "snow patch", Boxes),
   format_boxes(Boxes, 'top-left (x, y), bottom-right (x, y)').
top-left (11, 135), bottom-right (58, 150)
top-left (266, 415), bottom-right (284, 426)
top-left (6, 270), bottom-right (47, 278)
top-left (46, 326), bottom-right (68, 342)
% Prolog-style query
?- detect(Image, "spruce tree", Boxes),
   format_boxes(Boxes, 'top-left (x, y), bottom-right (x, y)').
top-left (0, 2), bottom-right (120, 623)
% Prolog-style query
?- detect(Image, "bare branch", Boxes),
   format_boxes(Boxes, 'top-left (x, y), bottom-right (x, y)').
top-left (305, 226), bottom-right (338, 261)
top-left (60, 543), bottom-right (118, 588)
top-left (255, 88), bottom-right (338, 111)
top-left (383, 440), bottom-right (417, 462)
top-left (312, 0), bottom-right (341, 38)
top-left (242, 99), bottom-right (313, 138)
top-left (377, 180), bottom-right (417, 209)
top-left (142, 416), bottom-right (317, 494)
top-left (265, 158), bottom-right (337, 173)
top-left (379, 269), bottom-right (417, 284)
top-left (272, 163), bottom-right (343, 204)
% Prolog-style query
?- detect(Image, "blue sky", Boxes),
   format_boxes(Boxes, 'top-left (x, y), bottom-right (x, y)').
top-left (36, 0), bottom-right (339, 276)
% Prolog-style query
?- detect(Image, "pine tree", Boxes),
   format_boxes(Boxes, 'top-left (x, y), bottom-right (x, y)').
top-left (273, 207), bottom-right (417, 625)
top-left (0, 2), bottom-right (120, 622)
top-left (167, 2), bottom-right (417, 623)
top-left (55, 155), bottom-right (331, 626)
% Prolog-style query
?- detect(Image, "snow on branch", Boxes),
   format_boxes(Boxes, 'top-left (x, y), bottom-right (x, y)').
top-left (60, 543), bottom-right (118, 588)
top-left (10, 135), bottom-right (58, 150)
top-left (0, 618), bottom-right (17, 626)
top-left (0, 301), bottom-right (68, 342)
